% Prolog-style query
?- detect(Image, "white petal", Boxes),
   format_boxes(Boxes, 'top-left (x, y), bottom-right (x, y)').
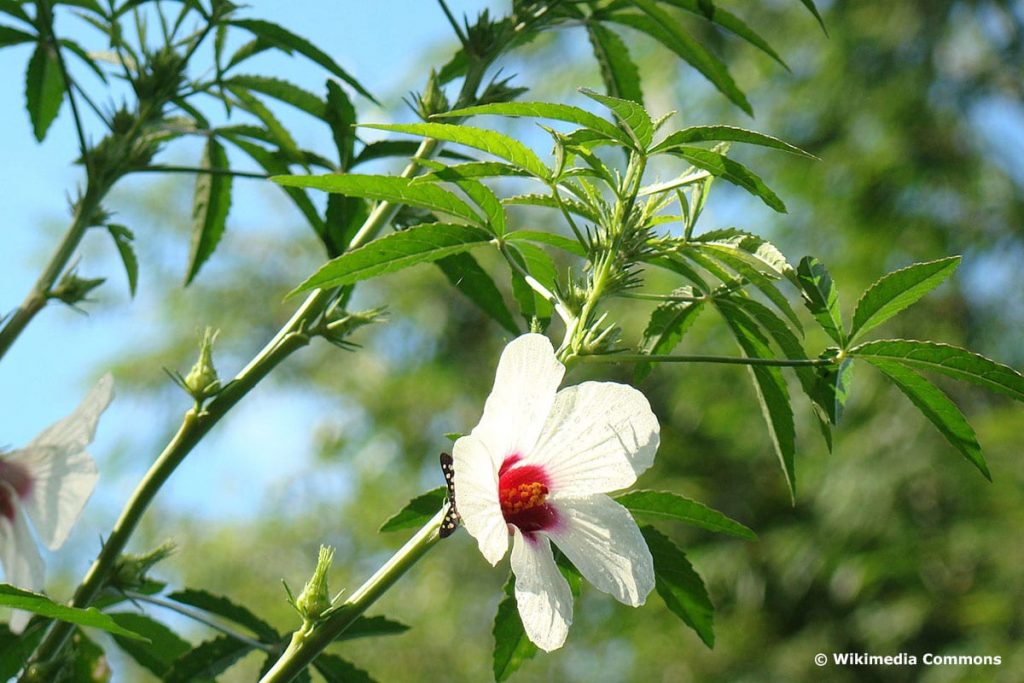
top-left (548, 495), bottom-right (654, 607)
top-left (1, 505), bottom-right (45, 634)
top-left (7, 445), bottom-right (98, 550)
top-left (28, 373), bottom-right (114, 453)
top-left (471, 335), bottom-right (564, 462)
top-left (510, 527), bottom-right (572, 651)
top-left (452, 435), bottom-right (508, 565)
top-left (527, 382), bottom-right (660, 496)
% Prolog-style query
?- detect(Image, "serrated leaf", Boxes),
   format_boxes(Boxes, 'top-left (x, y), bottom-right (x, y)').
top-left (416, 163), bottom-right (506, 235)
top-left (224, 74), bottom-right (324, 118)
top-left (617, 490), bottom-right (756, 539)
top-left (502, 193), bottom-right (600, 223)
top-left (641, 526), bottom-right (714, 647)
top-left (290, 222), bottom-right (493, 293)
top-left (636, 292), bottom-right (705, 382)
top-left (325, 80), bottom-right (356, 169)
top-left (314, 652), bottom-right (377, 682)
top-left (380, 487), bottom-right (446, 532)
top-left (437, 252), bottom-right (520, 334)
top-left (492, 575), bottom-right (539, 682)
top-left (587, 22), bottom-right (644, 104)
top-left (865, 358), bottom-right (990, 480)
top-left (849, 256), bottom-right (960, 342)
top-left (796, 256), bottom-right (845, 345)
top-left (693, 246), bottom-right (800, 331)
top-left (25, 42), bottom-right (65, 141)
top-left (580, 87), bottom-right (653, 149)
top-left (167, 589), bottom-right (279, 642)
top-left (0, 585), bottom-right (146, 640)
top-left (438, 102), bottom-right (631, 147)
top-left (226, 85), bottom-right (301, 161)
top-left (336, 615), bottom-right (410, 641)
top-left (506, 230), bottom-right (586, 257)
top-left (106, 224), bottom-right (138, 296)
top-left (164, 635), bottom-right (250, 683)
top-left (609, 5), bottom-right (751, 116)
top-left (416, 160), bottom-right (530, 182)
top-left (0, 24), bottom-right (36, 48)
top-left (667, 146), bottom-right (786, 212)
top-left (324, 194), bottom-right (369, 257)
top-left (228, 19), bottom-right (374, 101)
top-left (850, 339), bottom-right (1024, 403)
top-left (0, 622), bottom-right (43, 681)
top-left (652, 125), bottom-right (814, 158)
top-left (508, 241), bottom-right (557, 328)
top-left (186, 137), bottom-right (232, 284)
top-left (716, 303), bottom-right (797, 497)
top-left (658, 0), bottom-right (788, 69)
top-left (274, 174), bottom-right (484, 227)
top-left (361, 123), bottom-right (550, 180)
top-left (109, 613), bottom-right (191, 677)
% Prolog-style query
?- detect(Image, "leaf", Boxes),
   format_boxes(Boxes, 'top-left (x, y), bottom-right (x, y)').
top-left (796, 256), bottom-right (845, 345)
top-left (25, 42), bottom-right (65, 141)
top-left (164, 635), bottom-right (250, 683)
top-left (507, 241), bottom-right (557, 327)
top-left (166, 589), bottom-right (279, 642)
top-left (185, 138), bottom-right (232, 284)
top-left (0, 25), bottom-right (36, 49)
top-left (849, 256), bottom-right (960, 342)
top-left (314, 652), bottom-right (377, 682)
top-left (106, 224), bottom-right (138, 296)
top-left (693, 246), bottom-right (800, 331)
top-left (502, 193), bottom-right (600, 223)
top-left (0, 623), bottom-right (43, 681)
top-left (109, 613), bottom-right (191, 677)
top-left (586, 22), bottom-right (644, 104)
top-left (617, 490), bottom-right (756, 539)
top-left (438, 102), bottom-right (632, 147)
top-left (416, 163), bottom-right (506, 235)
top-left (274, 174), bottom-right (484, 227)
top-left (336, 615), bottom-right (410, 641)
top-left (652, 125), bottom-right (815, 158)
top-left (657, 0), bottom-right (788, 69)
top-left (226, 85), bottom-right (301, 161)
top-left (609, 4), bottom-right (751, 116)
top-left (865, 358), bottom-right (990, 480)
top-left (796, 0), bottom-right (828, 34)
top-left (69, 629), bottom-right (109, 683)
top-left (361, 123), bottom-right (550, 180)
top-left (228, 19), bottom-right (375, 101)
top-left (715, 302), bottom-right (797, 497)
top-left (290, 223), bottom-right (493, 293)
top-left (324, 80), bottom-right (356, 169)
top-left (506, 230), bottom-right (586, 257)
top-left (579, 87), bottom-right (653, 149)
top-left (379, 487), bottom-right (446, 532)
top-left (641, 526), bottom-right (715, 647)
top-left (416, 160), bottom-right (530, 182)
top-left (636, 291), bottom-right (705, 382)
top-left (850, 339), bottom-right (1024, 403)
top-left (437, 253), bottom-right (520, 334)
top-left (0, 585), bottom-right (146, 640)
top-left (324, 194), bottom-right (369, 256)
top-left (492, 575), bottom-right (539, 682)
top-left (224, 74), bottom-right (324, 118)
top-left (667, 146), bottom-right (786, 212)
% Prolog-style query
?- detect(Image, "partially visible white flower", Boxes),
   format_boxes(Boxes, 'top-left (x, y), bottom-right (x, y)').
top-left (0, 374), bottom-right (113, 632)
top-left (453, 335), bottom-right (659, 651)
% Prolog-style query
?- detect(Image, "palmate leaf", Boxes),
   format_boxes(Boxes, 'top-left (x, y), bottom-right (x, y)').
top-left (580, 87), bottom-right (653, 149)
top-left (25, 41), bottom-right (65, 141)
top-left (437, 252), bottom-right (520, 335)
top-left (186, 137), bottom-right (232, 284)
top-left (438, 102), bottom-right (631, 147)
top-left (289, 223), bottom-right (493, 294)
top-left (641, 526), bottom-right (714, 647)
top-left (164, 635), bottom-right (250, 683)
top-left (849, 256), bottom-right (960, 342)
top-left (865, 358), bottom-right (990, 480)
top-left (224, 74), bottom-right (325, 118)
top-left (0, 585), bottom-right (146, 640)
top-left (796, 256), bottom-right (845, 345)
top-left (109, 613), bottom-right (191, 678)
top-left (850, 339), bottom-right (1024, 403)
top-left (586, 22), bottom-right (644, 104)
top-left (414, 161), bottom-right (507, 235)
top-left (667, 146), bottom-right (786, 212)
top-left (651, 125), bottom-right (815, 158)
top-left (657, 0), bottom-right (788, 69)
top-left (617, 490), bottom-right (756, 539)
top-left (636, 290), bottom-right (706, 382)
top-left (691, 246), bottom-right (801, 331)
top-left (608, 3), bottom-right (752, 116)
top-left (715, 301), bottom-right (797, 497)
top-left (361, 123), bottom-right (551, 180)
top-left (492, 575), bottom-right (538, 682)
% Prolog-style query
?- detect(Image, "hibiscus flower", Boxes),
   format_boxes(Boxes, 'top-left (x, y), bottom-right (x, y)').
top-left (453, 334), bottom-right (659, 651)
top-left (1, 374), bottom-right (113, 632)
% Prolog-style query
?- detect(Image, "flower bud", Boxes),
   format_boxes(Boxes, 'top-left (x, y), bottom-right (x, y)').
top-left (49, 270), bottom-right (105, 307)
top-left (295, 545), bottom-right (336, 622)
top-left (414, 70), bottom-right (449, 120)
top-left (110, 541), bottom-right (176, 592)
top-left (183, 328), bottom-right (221, 402)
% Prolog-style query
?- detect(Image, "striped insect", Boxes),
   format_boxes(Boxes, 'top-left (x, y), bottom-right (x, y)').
top-left (439, 452), bottom-right (461, 538)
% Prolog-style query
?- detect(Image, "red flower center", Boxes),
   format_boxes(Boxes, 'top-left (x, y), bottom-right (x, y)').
top-left (0, 459), bottom-right (33, 521)
top-left (498, 455), bottom-right (557, 534)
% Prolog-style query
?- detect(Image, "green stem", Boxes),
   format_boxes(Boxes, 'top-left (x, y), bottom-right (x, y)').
top-left (259, 511), bottom-right (445, 683)
top-left (580, 353), bottom-right (834, 367)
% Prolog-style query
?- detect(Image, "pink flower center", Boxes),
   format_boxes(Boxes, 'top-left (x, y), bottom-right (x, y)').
top-left (498, 456), bottom-right (557, 534)
top-left (0, 459), bottom-right (33, 521)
